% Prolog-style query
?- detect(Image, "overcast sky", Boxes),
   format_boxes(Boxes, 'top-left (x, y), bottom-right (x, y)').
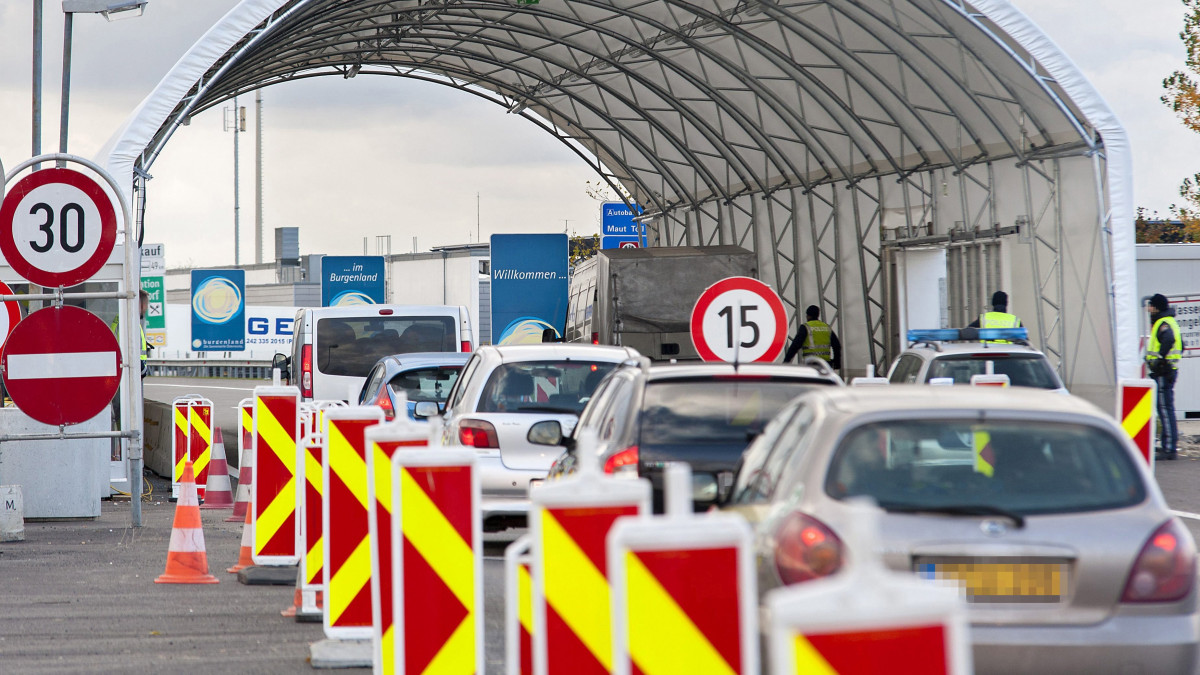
top-left (0, 0), bottom-right (1195, 269)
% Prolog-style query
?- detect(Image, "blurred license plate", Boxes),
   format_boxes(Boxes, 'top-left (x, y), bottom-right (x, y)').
top-left (917, 561), bottom-right (1065, 603)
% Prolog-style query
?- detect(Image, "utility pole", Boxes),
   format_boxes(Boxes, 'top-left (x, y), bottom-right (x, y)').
top-left (226, 97), bottom-right (245, 265)
top-left (255, 89), bottom-right (264, 264)
top-left (32, 0), bottom-right (43, 171)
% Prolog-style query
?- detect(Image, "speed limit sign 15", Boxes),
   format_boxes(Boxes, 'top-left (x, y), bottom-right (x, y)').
top-left (691, 276), bottom-right (788, 363)
top-left (0, 168), bottom-right (118, 288)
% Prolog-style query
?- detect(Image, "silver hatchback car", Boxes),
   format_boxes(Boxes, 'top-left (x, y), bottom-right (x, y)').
top-left (726, 386), bottom-right (1198, 674)
top-left (439, 343), bottom-right (640, 531)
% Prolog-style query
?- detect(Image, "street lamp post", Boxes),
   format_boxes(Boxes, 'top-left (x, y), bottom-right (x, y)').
top-left (58, 1), bottom-right (149, 164)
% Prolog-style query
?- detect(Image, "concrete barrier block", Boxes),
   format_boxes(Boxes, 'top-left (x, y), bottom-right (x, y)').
top-left (1, 485), bottom-right (25, 542)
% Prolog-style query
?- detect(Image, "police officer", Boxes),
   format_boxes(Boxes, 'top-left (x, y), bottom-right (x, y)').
top-left (784, 305), bottom-right (841, 369)
top-left (111, 290), bottom-right (151, 377)
top-left (969, 291), bottom-right (1021, 343)
top-left (1147, 293), bottom-right (1182, 460)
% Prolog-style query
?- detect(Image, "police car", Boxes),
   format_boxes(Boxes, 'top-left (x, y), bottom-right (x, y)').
top-left (884, 328), bottom-right (1067, 393)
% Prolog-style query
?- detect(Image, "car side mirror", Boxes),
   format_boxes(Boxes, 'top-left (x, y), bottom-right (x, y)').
top-left (527, 420), bottom-right (564, 446)
top-left (272, 353), bottom-right (291, 381)
top-left (413, 401), bottom-right (439, 419)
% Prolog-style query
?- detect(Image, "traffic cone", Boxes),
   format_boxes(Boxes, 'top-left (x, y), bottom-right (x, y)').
top-left (281, 569), bottom-right (303, 617)
top-left (227, 499), bottom-right (255, 574)
top-left (200, 428), bottom-right (234, 510)
top-left (155, 460), bottom-right (219, 584)
top-left (226, 427), bottom-right (254, 522)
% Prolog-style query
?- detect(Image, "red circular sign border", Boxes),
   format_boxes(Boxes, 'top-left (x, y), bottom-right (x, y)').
top-left (690, 276), bottom-right (788, 362)
top-left (0, 280), bottom-right (22, 349)
top-left (1, 305), bottom-right (122, 426)
top-left (0, 167), bottom-right (118, 288)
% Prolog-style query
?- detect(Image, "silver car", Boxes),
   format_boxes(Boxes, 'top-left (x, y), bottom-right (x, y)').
top-left (440, 343), bottom-right (639, 531)
top-left (887, 329), bottom-right (1068, 393)
top-left (726, 386), bottom-right (1198, 674)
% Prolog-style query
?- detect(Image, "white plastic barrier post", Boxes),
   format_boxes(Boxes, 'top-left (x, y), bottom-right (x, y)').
top-left (531, 430), bottom-right (651, 675)
top-left (851, 364), bottom-right (890, 387)
top-left (390, 423), bottom-right (483, 675)
top-left (505, 534), bottom-right (534, 675)
top-left (970, 373), bottom-right (1010, 387)
top-left (764, 501), bottom-right (972, 674)
top-left (608, 462), bottom-right (758, 675)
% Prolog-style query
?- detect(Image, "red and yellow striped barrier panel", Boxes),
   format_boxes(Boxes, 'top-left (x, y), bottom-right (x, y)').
top-left (505, 535), bottom-right (534, 675)
top-left (322, 407), bottom-right (385, 640)
top-left (391, 442), bottom-right (482, 675)
top-left (251, 387), bottom-right (300, 566)
top-left (189, 401), bottom-right (213, 501)
top-left (1119, 378), bottom-right (1156, 466)
top-left (608, 513), bottom-right (757, 675)
top-left (365, 420), bottom-right (429, 673)
top-left (240, 399), bottom-right (254, 468)
top-left (171, 396), bottom-right (199, 500)
top-left (531, 469), bottom-right (650, 675)
top-left (299, 432), bottom-right (325, 593)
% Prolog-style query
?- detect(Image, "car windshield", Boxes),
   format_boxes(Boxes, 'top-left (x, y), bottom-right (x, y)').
top-left (825, 420), bottom-right (1145, 515)
top-left (926, 354), bottom-right (1061, 389)
top-left (478, 360), bottom-right (616, 413)
top-left (388, 366), bottom-right (462, 403)
top-left (640, 378), bottom-right (828, 445)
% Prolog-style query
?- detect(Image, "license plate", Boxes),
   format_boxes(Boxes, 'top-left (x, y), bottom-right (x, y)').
top-left (916, 560), bottom-right (1066, 603)
top-left (528, 479), bottom-right (544, 494)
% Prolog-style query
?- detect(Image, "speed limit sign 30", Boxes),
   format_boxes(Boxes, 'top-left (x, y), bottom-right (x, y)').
top-left (691, 276), bottom-right (788, 362)
top-left (0, 168), bottom-right (118, 288)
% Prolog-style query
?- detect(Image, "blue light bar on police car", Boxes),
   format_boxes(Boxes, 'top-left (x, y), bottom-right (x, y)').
top-left (907, 327), bottom-right (1028, 343)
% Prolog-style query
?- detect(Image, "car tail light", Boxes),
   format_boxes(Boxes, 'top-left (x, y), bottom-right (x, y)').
top-left (300, 344), bottom-right (313, 399)
top-left (375, 389), bottom-right (395, 421)
top-left (379, 309), bottom-right (394, 315)
top-left (592, 332), bottom-right (599, 345)
top-left (774, 511), bottom-right (844, 585)
top-left (458, 419), bottom-right (499, 449)
top-left (1122, 519), bottom-right (1196, 603)
top-left (603, 446), bottom-right (639, 476)
top-left (461, 341), bottom-right (472, 352)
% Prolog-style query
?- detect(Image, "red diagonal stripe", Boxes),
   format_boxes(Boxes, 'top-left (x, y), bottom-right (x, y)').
top-left (1121, 387), bottom-right (1151, 418)
top-left (520, 625), bottom-right (533, 675)
top-left (546, 602), bottom-right (607, 675)
top-left (980, 442), bottom-right (994, 468)
top-left (634, 546), bottom-right (741, 671)
top-left (407, 465), bottom-right (473, 545)
top-left (337, 574), bottom-right (374, 629)
top-left (403, 535), bottom-right (468, 674)
top-left (371, 438), bottom-right (418, 639)
top-left (547, 505), bottom-right (638, 576)
top-left (806, 624), bottom-right (950, 675)
top-left (258, 513), bottom-right (297, 559)
top-left (327, 419), bottom-right (373, 570)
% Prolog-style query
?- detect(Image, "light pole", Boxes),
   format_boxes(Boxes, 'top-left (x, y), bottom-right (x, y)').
top-left (58, 1), bottom-right (149, 164)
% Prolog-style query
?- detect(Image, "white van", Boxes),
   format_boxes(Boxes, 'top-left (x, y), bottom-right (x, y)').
top-left (278, 305), bottom-right (474, 402)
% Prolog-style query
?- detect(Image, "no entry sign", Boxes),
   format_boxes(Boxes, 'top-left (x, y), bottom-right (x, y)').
top-left (690, 276), bottom-right (787, 362)
top-left (1, 305), bottom-right (122, 426)
top-left (0, 168), bottom-right (118, 288)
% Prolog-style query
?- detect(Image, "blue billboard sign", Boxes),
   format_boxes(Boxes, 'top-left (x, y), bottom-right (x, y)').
top-left (190, 269), bottom-right (245, 351)
top-left (601, 201), bottom-right (645, 243)
top-left (321, 255), bottom-right (386, 306)
top-left (490, 234), bottom-right (569, 345)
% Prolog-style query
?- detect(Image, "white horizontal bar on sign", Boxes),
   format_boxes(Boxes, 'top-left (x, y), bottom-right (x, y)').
top-left (7, 352), bottom-right (118, 380)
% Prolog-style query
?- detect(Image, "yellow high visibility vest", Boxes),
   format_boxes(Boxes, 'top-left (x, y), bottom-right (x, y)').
top-left (980, 311), bottom-right (1021, 344)
top-left (1147, 315), bottom-right (1182, 370)
top-left (802, 320), bottom-right (832, 360)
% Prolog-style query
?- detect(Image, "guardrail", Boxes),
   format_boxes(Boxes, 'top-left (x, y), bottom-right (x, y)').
top-left (147, 359), bottom-right (274, 380)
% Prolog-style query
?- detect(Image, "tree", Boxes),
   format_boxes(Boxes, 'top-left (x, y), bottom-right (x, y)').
top-left (1161, 0), bottom-right (1200, 235)
top-left (569, 234), bottom-right (599, 265)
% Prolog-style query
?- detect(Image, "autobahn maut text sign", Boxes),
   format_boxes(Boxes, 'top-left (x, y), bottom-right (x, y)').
top-left (691, 276), bottom-right (787, 362)
top-left (1, 305), bottom-right (122, 426)
top-left (0, 168), bottom-right (118, 288)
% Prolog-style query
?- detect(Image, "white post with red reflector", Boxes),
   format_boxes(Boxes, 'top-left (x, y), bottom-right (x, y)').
top-left (607, 462), bottom-right (758, 675)
top-left (765, 500), bottom-right (972, 675)
top-left (970, 362), bottom-right (1009, 387)
top-left (851, 364), bottom-right (889, 387)
top-left (530, 430), bottom-right (651, 675)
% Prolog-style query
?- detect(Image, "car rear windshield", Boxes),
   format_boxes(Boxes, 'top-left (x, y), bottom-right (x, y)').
top-left (317, 316), bottom-right (457, 377)
top-left (478, 360), bottom-right (616, 414)
top-left (640, 378), bottom-right (829, 445)
top-left (388, 366), bottom-right (462, 403)
top-left (927, 354), bottom-right (1061, 389)
top-left (825, 420), bottom-right (1145, 515)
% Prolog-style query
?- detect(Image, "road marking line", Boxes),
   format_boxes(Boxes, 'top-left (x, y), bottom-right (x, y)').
top-left (145, 383), bottom-right (256, 391)
top-left (1171, 510), bottom-right (1200, 521)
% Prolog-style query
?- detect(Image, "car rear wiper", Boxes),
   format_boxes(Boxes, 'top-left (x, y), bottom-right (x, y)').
top-left (515, 405), bottom-right (579, 414)
top-left (879, 502), bottom-right (1026, 528)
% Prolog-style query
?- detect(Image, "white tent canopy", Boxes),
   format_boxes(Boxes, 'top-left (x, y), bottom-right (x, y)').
top-left (102, 0), bottom-right (1135, 407)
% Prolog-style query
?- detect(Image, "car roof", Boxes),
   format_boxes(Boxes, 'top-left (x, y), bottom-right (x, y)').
top-left (805, 385), bottom-right (1104, 418)
top-left (480, 343), bottom-right (639, 362)
top-left (899, 341), bottom-right (1046, 358)
top-left (378, 352), bottom-right (472, 369)
top-left (643, 362), bottom-right (839, 383)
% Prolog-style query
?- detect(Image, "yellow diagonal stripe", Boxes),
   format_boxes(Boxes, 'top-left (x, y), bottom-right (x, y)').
top-left (257, 399), bottom-right (297, 470)
top-left (541, 509), bottom-right (613, 671)
top-left (374, 445), bottom-right (393, 514)
top-left (256, 476), bottom-right (296, 555)
top-left (792, 634), bottom-right (839, 675)
top-left (382, 625), bottom-right (395, 675)
top-left (241, 406), bottom-right (252, 432)
top-left (400, 468), bottom-right (473, 609)
top-left (973, 430), bottom-right (993, 478)
top-left (329, 424), bottom-right (368, 510)
top-left (624, 551), bottom-right (737, 675)
top-left (1123, 390), bottom-right (1153, 439)
top-left (518, 563), bottom-right (533, 634)
top-left (305, 446), bottom-right (323, 494)
top-left (421, 616), bottom-right (475, 675)
top-left (306, 536), bottom-right (323, 584)
top-left (328, 536), bottom-right (372, 625)
top-left (174, 408), bottom-right (188, 482)
top-left (190, 408), bottom-right (212, 439)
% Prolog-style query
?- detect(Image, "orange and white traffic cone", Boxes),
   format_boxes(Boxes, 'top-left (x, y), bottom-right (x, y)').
top-left (155, 460), bottom-right (219, 584)
top-left (226, 428), bottom-right (254, 522)
top-left (200, 428), bottom-right (234, 510)
top-left (281, 568), bottom-right (303, 617)
top-left (227, 499), bottom-right (255, 574)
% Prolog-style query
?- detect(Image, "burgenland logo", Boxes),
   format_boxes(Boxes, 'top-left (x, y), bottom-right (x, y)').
top-left (191, 276), bottom-right (243, 349)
